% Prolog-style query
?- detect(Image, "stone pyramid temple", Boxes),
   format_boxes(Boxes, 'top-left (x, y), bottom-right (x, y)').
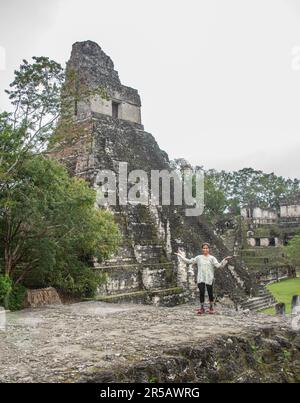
top-left (52, 40), bottom-right (254, 306)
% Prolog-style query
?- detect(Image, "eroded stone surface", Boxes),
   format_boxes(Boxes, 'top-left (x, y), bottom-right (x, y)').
top-left (0, 301), bottom-right (295, 383)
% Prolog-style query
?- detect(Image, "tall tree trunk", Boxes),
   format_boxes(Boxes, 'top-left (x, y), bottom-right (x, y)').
top-left (4, 243), bottom-right (12, 277)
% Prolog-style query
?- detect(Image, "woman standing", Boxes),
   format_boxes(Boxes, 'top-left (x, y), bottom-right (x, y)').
top-left (175, 243), bottom-right (232, 314)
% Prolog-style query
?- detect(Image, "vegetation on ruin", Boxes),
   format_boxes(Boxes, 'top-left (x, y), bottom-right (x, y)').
top-left (286, 235), bottom-right (300, 267)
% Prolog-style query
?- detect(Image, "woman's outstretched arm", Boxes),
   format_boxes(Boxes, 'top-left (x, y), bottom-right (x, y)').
top-left (174, 252), bottom-right (197, 265)
top-left (211, 256), bottom-right (233, 268)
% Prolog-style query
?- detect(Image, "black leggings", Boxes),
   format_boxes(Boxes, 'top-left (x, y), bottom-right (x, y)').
top-left (198, 282), bottom-right (214, 304)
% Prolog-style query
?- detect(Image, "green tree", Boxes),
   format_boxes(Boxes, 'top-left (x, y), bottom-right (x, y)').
top-left (205, 168), bottom-right (300, 212)
top-left (0, 154), bottom-right (120, 297)
top-left (286, 235), bottom-right (300, 267)
top-left (0, 57), bottom-right (117, 300)
top-left (1, 56), bottom-right (107, 184)
top-left (203, 175), bottom-right (227, 222)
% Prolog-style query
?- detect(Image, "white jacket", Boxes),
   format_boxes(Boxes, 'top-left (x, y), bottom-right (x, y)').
top-left (179, 254), bottom-right (227, 285)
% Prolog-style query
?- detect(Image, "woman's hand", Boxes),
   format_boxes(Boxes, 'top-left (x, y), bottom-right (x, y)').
top-left (225, 256), bottom-right (234, 261)
top-left (174, 252), bottom-right (183, 258)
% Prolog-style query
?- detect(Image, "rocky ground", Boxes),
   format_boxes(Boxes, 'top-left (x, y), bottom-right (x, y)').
top-left (0, 301), bottom-right (299, 383)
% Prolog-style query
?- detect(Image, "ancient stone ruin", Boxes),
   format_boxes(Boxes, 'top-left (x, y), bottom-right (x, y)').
top-left (51, 40), bottom-right (254, 306)
top-left (2, 40), bottom-right (300, 385)
top-left (240, 200), bottom-right (299, 284)
top-left (25, 288), bottom-right (62, 308)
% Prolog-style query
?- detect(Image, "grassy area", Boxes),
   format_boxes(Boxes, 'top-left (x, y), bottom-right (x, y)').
top-left (260, 278), bottom-right (300, 315)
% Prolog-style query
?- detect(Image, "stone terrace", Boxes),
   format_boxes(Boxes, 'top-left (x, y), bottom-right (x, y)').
top-left (0, 301), bottom-right (293, 383)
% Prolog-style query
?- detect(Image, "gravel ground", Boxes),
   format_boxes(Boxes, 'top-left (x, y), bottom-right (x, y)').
top-left (0, 301), bottom-right (287, 383)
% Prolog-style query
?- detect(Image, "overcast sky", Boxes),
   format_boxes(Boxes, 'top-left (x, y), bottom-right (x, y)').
top-left (1, 0), bottom-right (300, 178)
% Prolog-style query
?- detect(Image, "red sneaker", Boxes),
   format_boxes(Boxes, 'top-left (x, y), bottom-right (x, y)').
top-left (197, 307), bottom-right (205, 315)
top-left (208, 307), bottom-right (215, 314)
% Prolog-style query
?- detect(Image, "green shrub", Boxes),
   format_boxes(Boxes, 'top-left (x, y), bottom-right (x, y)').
top-left (7, 284), bottom-right (27, 311)
top-left (51, 264), bottom-right (105, 299)
top-left (73, 269), bottom-right (102, 298)
top-left (0, 275), bottom-right (12, 307)
top-left (1, 155), bottom-right (120, 299)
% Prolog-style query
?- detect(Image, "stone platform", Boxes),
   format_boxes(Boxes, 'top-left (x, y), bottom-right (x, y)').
top-left (0, 302), bottom-right (299, 383)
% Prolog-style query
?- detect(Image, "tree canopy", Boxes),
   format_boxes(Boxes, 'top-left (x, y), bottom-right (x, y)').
top-left (0, 56), bottom-right (120, 308)
top-left (204, 167), bottom-right (300, 220)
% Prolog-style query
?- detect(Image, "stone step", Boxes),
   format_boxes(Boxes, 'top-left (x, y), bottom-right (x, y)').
top-left (258, 285), bottom-right (275, 299)
top-left (256, 303), bottom-right (276, 312)
top-left (258, 290), bottom-right (272, 297)
top-left (258, 287), bottom-right (271, 293)
top-left (242, 301), bottom-right (274, 311)
top-left (94, 262), bottom-right (174, 270)
top-left (246, 299), bottom-right (274, 310)
top-left (242, 294), bottom-right (275, 304)
top-left (242, 295), bottom-right (274, 306)
top-left (241, 297), bottom-right (275, 311)
top-left (258, 292), bottom-right (272, 299)
top-left (244, 262), bottom-right (287, 269)
top-left (248, 302), bottom-right (275, 312)
top-left (86, 287), bottom-right (189, 307)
